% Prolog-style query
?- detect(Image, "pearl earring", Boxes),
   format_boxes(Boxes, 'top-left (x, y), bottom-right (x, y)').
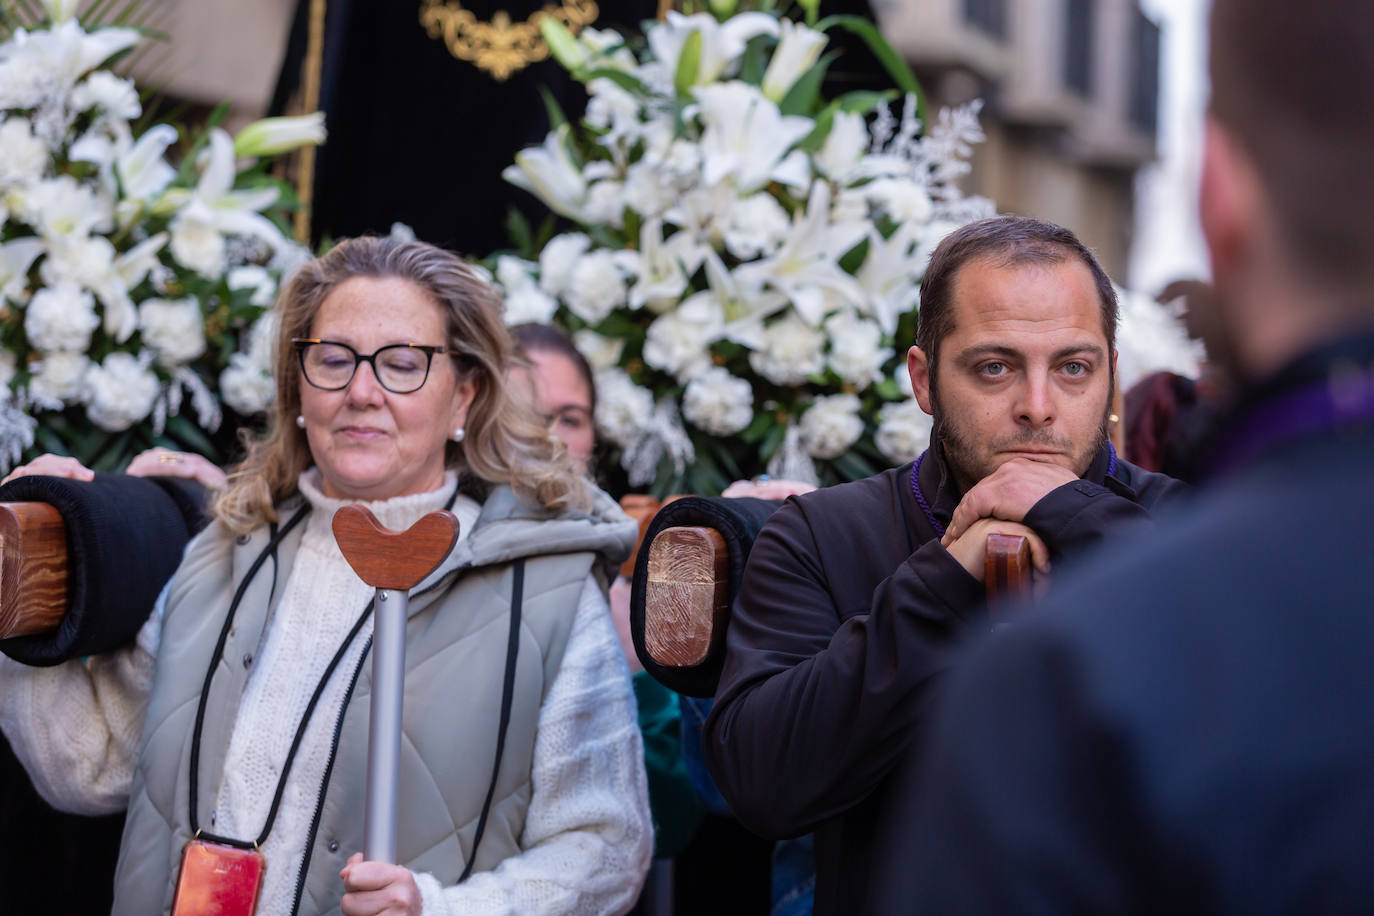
top-left (451, 427), bottom-right (465, 443)
top-left (296, 415), bottom-right (306, 429)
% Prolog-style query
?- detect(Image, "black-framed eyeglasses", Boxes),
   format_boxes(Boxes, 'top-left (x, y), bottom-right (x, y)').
top-left (292, 338), bottom-right (448, 394)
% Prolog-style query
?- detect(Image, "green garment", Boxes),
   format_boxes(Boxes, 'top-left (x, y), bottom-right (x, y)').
top-left (633, 672), bottom-right (704, 858)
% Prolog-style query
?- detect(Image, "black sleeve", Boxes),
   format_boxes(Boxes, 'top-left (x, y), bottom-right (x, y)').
top-left (1024, 479), bottom-right (1158, 562)
top-left (871, 623), bottom-right (1156, 915)
top-left (702, 499), bottom-right (985, 838)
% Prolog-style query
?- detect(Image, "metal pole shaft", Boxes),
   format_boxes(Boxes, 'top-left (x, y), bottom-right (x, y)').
top-left (364, 588), bottom-right (408, 863)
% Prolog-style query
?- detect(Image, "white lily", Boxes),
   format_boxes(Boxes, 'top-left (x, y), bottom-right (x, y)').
top-left (647, 12), bottom-right (778, 89)
top-left (698, 250), bottom-right (788, 348)
top-left (856, 222), bottom-right (923, 336)
top-left (502, 125), bottom-right (587, 220)
top-left (761, 19), bottom-right (828, 103)
top-left (694, 82), bottom-right (813, 193)
top-left (629, 218), bottom-right (709, 312)
top-left (21, 174), bottom-right (114, 241)
top-left (815, 110), bottom-right (869, 181)
top-left (70, 123), bottom-right (177, 210)
top-left (0, 238), bottom-right (44, 305)
top-left (733, 182), bottom-right (868, 326)
top-left (0, 21), bottom-right (141, 112)
top-left (233, 112), bottom-right (327, 158)
top-left (169, 129), bottom-right (285, 279)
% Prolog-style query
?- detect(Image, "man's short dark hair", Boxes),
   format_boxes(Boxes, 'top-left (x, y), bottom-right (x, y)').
top-left (1210, 0), bottom-right (1374, 293)
top-left (916, 216), bottom-right (1118, 366)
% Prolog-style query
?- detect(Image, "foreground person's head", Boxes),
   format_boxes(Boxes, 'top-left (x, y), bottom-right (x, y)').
top-left (910, 216), bottom-right (1118, 492)
top-left (1201, 0), bottom-right (1374, 382)
top-left (216, 237), bottom-right (587, 531)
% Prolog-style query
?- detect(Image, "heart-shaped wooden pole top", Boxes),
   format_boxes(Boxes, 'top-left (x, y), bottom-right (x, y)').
top-left (332, 506), bottom-right (460, 591)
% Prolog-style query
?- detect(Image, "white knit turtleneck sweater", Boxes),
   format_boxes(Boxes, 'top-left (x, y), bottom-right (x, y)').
top-left (0, 472), bottom-right (651, 915)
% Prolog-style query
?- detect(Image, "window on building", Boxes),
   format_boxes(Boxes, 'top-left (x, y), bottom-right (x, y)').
top-left (963, 0), bottom-right (1007, 39)
top-left (1130, 8), bottom-right (1161, 135)
top-left (1064, 0), bottom-right (1095, 97)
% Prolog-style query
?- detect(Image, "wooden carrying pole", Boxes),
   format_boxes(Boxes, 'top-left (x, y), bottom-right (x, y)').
top-left (332, 505), bottom-right (459, 864)
top-left (0, 502), bottom-right (68, 639)
top-left (641, 528), bottom-right (1032, 670)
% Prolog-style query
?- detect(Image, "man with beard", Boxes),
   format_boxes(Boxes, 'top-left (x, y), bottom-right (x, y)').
top-left (867, 1), bottom-right (1374, 911)
top-left (702, 215), bottom-right (1186, 915)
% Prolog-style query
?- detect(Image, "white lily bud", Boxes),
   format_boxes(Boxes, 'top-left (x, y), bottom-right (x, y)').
top-left (761, 20), bottom-right (827, 103)
top-left (232, 113), bottom-right (327, 158)
top-left (42, 0), bottom-right (79, 22)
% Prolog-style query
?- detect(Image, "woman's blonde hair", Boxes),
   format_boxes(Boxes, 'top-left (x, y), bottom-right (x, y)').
top-left (214, 236), bottom-right (589, 533)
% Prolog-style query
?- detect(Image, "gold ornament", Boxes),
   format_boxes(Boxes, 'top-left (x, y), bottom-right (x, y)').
top-left (419, 0), bottom-right (599, 81)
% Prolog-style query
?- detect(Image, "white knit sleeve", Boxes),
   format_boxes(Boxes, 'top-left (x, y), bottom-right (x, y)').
top-left (413, 574), bottom-right (653, 915)
top-left (0, 588), bottom-right (164, 815)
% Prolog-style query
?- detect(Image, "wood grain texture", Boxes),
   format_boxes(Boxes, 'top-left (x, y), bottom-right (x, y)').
top-left (0, 502), bottom-right (69, 639)
top-left (644, 526), bottom-right (728, 667)
top-left (331, 506), bottom-right (460, 590)
top-left (985, 533), bottom-right (1032, 609)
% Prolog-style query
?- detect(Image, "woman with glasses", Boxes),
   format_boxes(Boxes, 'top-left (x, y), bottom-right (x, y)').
top-left (0, 237), bottom-right (652, 915)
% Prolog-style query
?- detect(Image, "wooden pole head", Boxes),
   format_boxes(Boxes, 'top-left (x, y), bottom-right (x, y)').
top-left (331, 506), bottom-right (460, 591)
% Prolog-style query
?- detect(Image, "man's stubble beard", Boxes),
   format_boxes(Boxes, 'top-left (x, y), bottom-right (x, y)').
top-left (928, 365), bottom-right (1113, 495)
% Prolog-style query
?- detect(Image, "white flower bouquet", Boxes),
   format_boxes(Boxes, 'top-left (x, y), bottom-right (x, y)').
top-left (0, 1), bottom-right (323, 471)
top-left (497, 3), bottom-right (993, 494)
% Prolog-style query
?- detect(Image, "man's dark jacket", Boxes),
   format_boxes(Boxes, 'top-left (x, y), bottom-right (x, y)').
top-left (702, 436), bottom-right (1186, 915)
top-left (870, 333), bottom-right (1374, 913)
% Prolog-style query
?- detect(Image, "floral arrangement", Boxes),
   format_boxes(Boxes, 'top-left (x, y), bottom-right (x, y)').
top-left (0, 0), bottom-right (322, 472)
top-left (495, 6), bottom-right (994, 495)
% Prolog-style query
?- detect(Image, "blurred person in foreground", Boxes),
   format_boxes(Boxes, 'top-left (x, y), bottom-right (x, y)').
top-left (0, 237), bottom-right (650, 914)
top-left (702, 215), bottom-right (1187, 914)
top-left (869, 1), bottom-right (1374, 911)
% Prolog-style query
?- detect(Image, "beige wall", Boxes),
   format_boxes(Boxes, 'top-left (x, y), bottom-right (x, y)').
top-left (113, 0), bottom-right (297, 130)
top-left (971, 122), bottom-right (1134, 279)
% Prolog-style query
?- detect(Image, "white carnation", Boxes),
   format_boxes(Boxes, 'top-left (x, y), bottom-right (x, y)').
top-left (682, 366), bottom-right (753, 435)
top-left (495, 255), bottom-right (557, 325)
top-left (25, 282), bottom-right (99, 351)
top-left (624, 160), bottom-right (678, 217)
top-left (594, 367), bottom-right (654, 448)
top-left (799, 393), bottom-right (864, 459)
top-left (865, 177), bottom-right (933, 225)
top-left (749, 312), bottom-right (826, 385)
top-left (874, 399), bottom-right (933, 464)
top-left (825, 312), bottom-right (892, 390)
top-left (573, 329), bottom-right (624, 371)
top-left (27, 350), bottom-right (90, 408)
top-left (219, 352), bottom-right (275, 415)
top-left (642, 296), bottom-right (722, 382)
top-left (227, 265), bottom-right (276, 307)
top-left (71, 71), bottom-right (140, 121)
top-left (246, 311), bottom-right (278, 365)
top-left (564, 249), bottom-right (630, 324)
top-left (39, 234), bottom-right (115, 290)
top-left (83, 351), bottom-right (159, 431)
top-left (893, 361), bottom-right (915, 399)
top-left (583, 180), bottom-right (626, 228)
top-left (723, 193), bottom-right (791, 260)
top-left (0, 119), bottom-right (48, 187)
top-left (537, 233), bottom-right (590, 297)
top-left (139, 296), bottom-right (206, 367)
